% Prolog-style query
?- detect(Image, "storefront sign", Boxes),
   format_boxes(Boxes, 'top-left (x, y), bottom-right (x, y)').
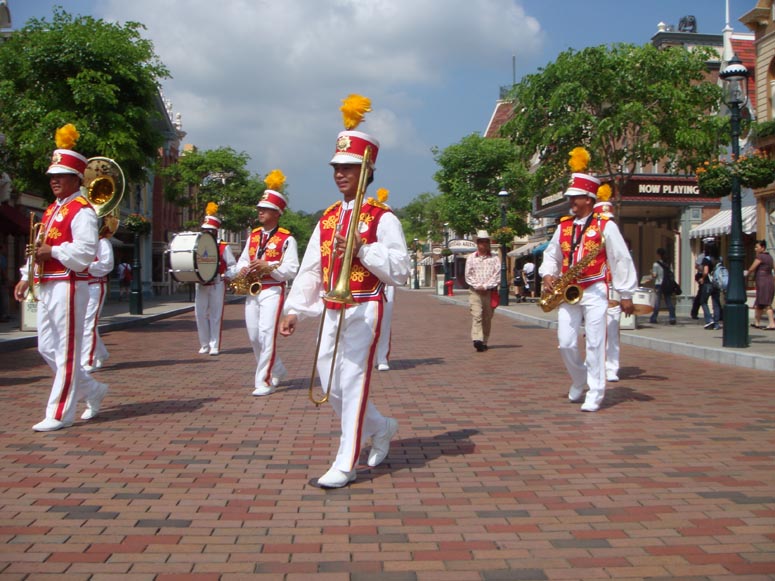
top-left (448, 239), bottom-right (476, 253)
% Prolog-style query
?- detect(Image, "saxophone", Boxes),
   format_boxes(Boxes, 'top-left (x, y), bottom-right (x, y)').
top-left (229, 259), bottom-right (282, 296)
top-left (538, 237), bottom-right (605, 313)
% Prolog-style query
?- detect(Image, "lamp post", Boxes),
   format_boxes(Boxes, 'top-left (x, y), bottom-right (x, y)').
top-left (498, 189), bottom-right (510, 306)
top-left (129, 231), bottom-right (143, 315)
top-left (720, 54), bottom-right (749, 348)
top-left (413, 238), bottom-right (420, 289)
top-left (443, 222), bottom-right (451, 282)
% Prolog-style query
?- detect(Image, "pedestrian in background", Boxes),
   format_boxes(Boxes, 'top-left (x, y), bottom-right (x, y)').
top-left (746, 239), bottom-right (775, 330)
top-left (649, 247), bottom-right (677, 325)
top-left (522, 260), bottom-right (536, 298)
top-left (464, 230), bottom-right (500, 352)
top-left (699, 244), bottom-right (722, 330)
top-left (0, 241), bottom-right (9, 322)
top-left (117, 260), bottom-right (132, 300)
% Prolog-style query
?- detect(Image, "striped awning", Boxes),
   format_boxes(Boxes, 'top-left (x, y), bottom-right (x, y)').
top-left (689, 206), bottom-right (756, 239)
top-left (507, 241), bottom-right (540, 258)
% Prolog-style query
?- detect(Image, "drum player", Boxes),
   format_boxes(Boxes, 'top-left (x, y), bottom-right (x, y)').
top-left (539, 148), bottom-right (637, 412)
top-left (195, 203), bottom-right (237, 356)
top-left (233, 170), bottom-right (299, 396)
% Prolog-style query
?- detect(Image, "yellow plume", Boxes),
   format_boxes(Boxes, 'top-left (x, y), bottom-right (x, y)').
top-left (596, 183), bottom-right (612, 202)
top-left (340, 94), bottom-right (372, 130)
top-left (264, 169), bottom-right (286, 191)
top-left (205, 202), bottom-right (219, 216)
top-left (568, 147), bottom-right (591, 173)
top-left (55, 124), bottom-right (80, 150)
top-left (376, 188), bottom-right (389, 203)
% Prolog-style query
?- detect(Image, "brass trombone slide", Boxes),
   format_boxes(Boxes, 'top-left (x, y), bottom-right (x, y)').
top-left (24, 212), bottom-right (45, 302)
top-left (308, 146), bottom-right (373, 406)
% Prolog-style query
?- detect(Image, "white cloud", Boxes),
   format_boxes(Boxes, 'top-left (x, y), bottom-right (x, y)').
top-left (101, 0), bottom-right (544, 211)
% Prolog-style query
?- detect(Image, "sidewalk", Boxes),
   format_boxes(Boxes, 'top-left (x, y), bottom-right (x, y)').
top-left (0, 291), bottom-right (243, 354)
top-left (440, 291), bottom-right (775, 372)
top-left (2, 288), bottom-right (774, 370)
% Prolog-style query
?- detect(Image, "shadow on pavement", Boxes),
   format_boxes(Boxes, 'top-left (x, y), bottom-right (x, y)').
top-left (85, 397), bottom-right (219, 423)
top-left (602, 386), bottom-right (655, 410)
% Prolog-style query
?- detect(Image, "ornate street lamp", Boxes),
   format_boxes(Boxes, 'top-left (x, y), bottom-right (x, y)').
top-left (498, 189), bottom-right (510, 306)
top-left (719, 54), bottom-right (750, 348)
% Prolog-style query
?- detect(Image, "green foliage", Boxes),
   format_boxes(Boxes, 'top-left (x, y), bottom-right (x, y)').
top-left (395, 192), bottom-right (449, 243)
top-left (696, 150), bottom-right (775, 196)
top-left (432, 133), bottom-right (532, 236)
top-left (124, 213), bottom-right (151, 235)
top-left (499, 43), bottom-right (724, 199)
top-left (279, 209), bottom-right (316, 257)
top-left (0, 8), bottom-right (170, 196)
top-left (157, 147), bottom-right (258, 232)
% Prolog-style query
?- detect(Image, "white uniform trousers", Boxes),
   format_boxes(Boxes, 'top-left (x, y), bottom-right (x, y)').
top-left (605, 303), bottom-right (621, 377)
top-left (37, 280), bottom-right (104, 423)
top-left (375, 291), bottom-right (394, 366)
top-left (245, 285), bottom-right (286, 388)
top-left (557, 281), bottom-right (609, 407)
top-left (195, 279), bottom-right (225, 351)
top-left (318, 300), bottom-right (387, 472)
top-left (82, 280), bottom-right (109, 368)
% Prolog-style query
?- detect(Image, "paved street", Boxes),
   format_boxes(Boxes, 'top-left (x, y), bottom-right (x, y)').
top-left (1, 289), bottom-right (774, 580)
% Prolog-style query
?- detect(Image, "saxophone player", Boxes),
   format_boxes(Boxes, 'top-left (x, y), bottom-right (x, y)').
top-left (234, 171), bottom-right (299, 396)
top-left (539, 148), bottom-right (637, 412)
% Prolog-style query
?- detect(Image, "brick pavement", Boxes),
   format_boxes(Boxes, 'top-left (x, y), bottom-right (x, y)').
top-left (1, 290), bottom-right (774, 580)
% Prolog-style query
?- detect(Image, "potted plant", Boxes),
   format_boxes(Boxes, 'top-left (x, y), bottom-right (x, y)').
top-left (491, 226), bottom-right (516, 247)
top-left (124, 213), bottom-right (151, 235)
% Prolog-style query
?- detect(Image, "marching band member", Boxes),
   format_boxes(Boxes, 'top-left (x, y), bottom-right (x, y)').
top-left (539, 148), bottom-right (636, 412)
top-left (14, 124), bottom-right (108, 431)
top-left (234, 171), bottom-right (299, 395)
top-left (195, 203), bottom-right (236, 356)
top-left (375, 284), bottom-right (394, 371)
top-left (280, 95), bottom-right (410, 488)
top-left (592, 186), bottom-right (621, 383)
top-left (374, 188), bottom-right (394, 371)
top-left (82, 213), bottom-right (117, 372)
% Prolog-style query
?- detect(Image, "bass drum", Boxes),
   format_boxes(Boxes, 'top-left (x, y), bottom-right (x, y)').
top-left (168, 231), bottom-right (219, 284)
top-left (632, 287), bottom-right (656, 315)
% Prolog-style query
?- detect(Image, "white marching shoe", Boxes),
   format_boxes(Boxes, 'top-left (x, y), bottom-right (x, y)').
top-left (198, 346), bottom-right (210, 354)
top-left (209, 348), bottom-right (219, 356)
top-left (317, 467), bottom-right (356, 488)
top-left (368, 417), bottom-right (398, 467)
top-left (32, 418), bottom-right (73, 432)
top-left (568, 385), bottom-right (585, 403)
top-left (81, 382), bottom-right (109, 420)
top-left (377, 363), bottom-right (390, 371)
top-left (252, 385), bottom-right (275, 397)
top-left (606, 372), bottom-right (619, 382)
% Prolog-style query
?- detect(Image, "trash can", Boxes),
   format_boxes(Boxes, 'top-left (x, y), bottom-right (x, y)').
top-left (444, 280), bottom-right (454, 296)
top-left (436, 280), bottom-right (445, 296)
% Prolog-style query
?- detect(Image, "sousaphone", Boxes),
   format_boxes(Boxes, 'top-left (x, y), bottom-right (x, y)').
top-left (83, 156), bottom-right (125, 217)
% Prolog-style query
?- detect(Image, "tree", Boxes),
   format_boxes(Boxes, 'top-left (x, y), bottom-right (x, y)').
top-left (395, 192), bottom-right (448, 244)
top-left (432, 133), bottom-right (532, 237)
top-left (0, 8), bottom-right (170, 195)
top-left (499, 43), bottom-right (725, 203)
top-left (157, 147), bottom-right (257, 232)
top-left (278, 209), bottom-right (316, 258)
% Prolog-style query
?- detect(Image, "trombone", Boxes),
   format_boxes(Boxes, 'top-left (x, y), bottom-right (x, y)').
top-left (308, 146), bottom-right (372, 406)
top-left (24, 156), bottom-right (125, 302)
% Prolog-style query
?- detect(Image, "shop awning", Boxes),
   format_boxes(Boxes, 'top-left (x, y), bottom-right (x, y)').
top-left (417, 256), bottom-right (434, 266)
top-left (532, 241), bottom-right (550, 255)
top-left (507, 241), bottom-right (540, 258)
top-left (689, 206), bottom-right (757, 239)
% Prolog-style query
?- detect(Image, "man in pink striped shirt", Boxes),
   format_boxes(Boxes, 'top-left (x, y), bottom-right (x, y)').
top-left (464, 230), bottom-right (501, 352)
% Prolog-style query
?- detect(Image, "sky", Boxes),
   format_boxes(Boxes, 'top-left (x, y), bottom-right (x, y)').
top-left (4, 0), bottom-right (753, 213)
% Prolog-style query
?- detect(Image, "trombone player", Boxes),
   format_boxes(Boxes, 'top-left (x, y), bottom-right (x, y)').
top-left (14, 124), bottom-right (108, 431)
top-left (280, 95), bottom-right (410, 488)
